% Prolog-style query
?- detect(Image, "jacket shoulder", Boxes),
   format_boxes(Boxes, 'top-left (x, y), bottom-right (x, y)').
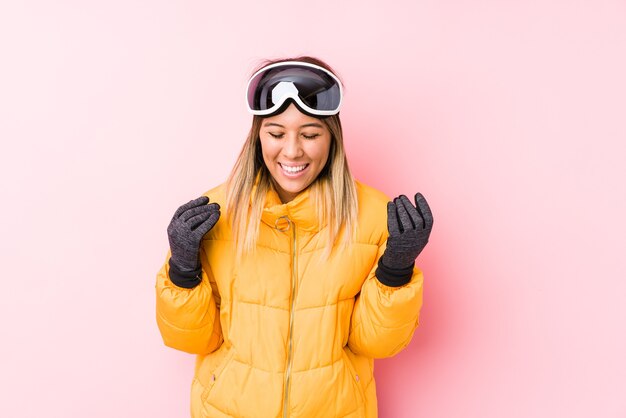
top-left (355, 180), bottom-right (391, 203)
top-left (354, 180), bottom-right (390, 245)
top-left (201, 182), bottom-right (228, 206)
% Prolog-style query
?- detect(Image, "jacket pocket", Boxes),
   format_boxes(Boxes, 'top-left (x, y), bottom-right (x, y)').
top-left (201, 346), bottom-right (236, 404)
top-left (341, 348), bottom-right (366, 408)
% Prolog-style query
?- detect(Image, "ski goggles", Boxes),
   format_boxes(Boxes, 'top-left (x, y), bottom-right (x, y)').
top-left (246, 61), bottom-right (343, 117)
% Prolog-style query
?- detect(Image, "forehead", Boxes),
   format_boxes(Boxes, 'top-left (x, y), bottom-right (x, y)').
top-left (262, 103), bottom-right (326, 129)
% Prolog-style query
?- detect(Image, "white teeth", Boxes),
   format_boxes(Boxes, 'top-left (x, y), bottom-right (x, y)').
top-left (281, 163), bottom-right (307, 173)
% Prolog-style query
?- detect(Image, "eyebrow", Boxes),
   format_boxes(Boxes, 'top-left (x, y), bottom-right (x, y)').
top-left (263, 122), bottom-right (324, 129)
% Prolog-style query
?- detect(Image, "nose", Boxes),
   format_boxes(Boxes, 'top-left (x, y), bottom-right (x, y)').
top-left (281, 134), bottom-right (303, 159)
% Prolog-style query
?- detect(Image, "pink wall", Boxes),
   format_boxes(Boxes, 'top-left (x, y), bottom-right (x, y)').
top-left (1, 1), bottom-right (625, 417)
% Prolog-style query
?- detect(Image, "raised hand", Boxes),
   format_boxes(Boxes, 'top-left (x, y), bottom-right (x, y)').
top-left (381, 193), bottom-right (433, 269)
top-left (167, 196), bottom-right (221, 272)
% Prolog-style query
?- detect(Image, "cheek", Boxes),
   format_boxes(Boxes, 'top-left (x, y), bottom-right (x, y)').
top-left (312, 139), bottom-right (331, 165)
top-left (259, 139), bottom-right (277, 163)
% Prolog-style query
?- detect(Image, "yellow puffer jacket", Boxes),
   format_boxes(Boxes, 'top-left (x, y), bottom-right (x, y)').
top-left (156, 179), bottom-right (424, 418)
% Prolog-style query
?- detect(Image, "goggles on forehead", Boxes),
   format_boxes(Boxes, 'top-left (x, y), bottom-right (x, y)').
top-left (246, 61), bottom-right (343, 117)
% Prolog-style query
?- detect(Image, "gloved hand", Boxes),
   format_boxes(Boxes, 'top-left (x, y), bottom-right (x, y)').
top-left (167, 196), bottom-right (221, 272)
top-left (376, 193), bottom-right (433, 287)
top-left (382, 193), bottom-right (433, 268)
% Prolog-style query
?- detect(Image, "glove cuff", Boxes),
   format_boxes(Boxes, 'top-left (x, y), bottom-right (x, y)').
top-left (375, 257), bottom-right (414, 287)
top-left (168, 258), bottom-right (202, 289)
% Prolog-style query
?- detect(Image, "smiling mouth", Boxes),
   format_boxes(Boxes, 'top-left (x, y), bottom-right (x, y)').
top-left (279, 163), bottom-right (309, 174)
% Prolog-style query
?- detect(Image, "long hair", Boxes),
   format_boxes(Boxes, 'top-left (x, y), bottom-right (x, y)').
top-left (225, 56), bottom-right (358, 261)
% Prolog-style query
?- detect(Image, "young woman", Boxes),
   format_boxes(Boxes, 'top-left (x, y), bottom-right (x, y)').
top-left (156, 56), bottom-right (433, 418)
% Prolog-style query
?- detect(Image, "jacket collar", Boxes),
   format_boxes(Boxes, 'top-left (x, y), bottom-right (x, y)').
top-left (251, 175), bottom-right (323, 232)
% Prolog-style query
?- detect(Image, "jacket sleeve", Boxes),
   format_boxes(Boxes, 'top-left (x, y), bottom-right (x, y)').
top-left (347, 240), bottom-right (424, 359)
top-left (155, 248), bottom-right (223, 355)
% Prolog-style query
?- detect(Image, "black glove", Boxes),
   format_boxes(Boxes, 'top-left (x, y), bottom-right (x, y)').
top-left (376, 193), bottom-right (433, 287)
top-left (167, 196), bottom-right (221, 272)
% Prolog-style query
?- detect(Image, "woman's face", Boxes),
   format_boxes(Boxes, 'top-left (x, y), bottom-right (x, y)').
top-left (259, 103), bottom-right (332, 203)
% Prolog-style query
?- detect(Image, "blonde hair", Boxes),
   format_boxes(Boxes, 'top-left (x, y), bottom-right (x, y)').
top-left (225, 56), bottom-right (358, 261)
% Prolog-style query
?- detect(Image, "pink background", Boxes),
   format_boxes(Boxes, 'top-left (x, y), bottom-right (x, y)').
top-left (1, 1), bottom-right (625, 417)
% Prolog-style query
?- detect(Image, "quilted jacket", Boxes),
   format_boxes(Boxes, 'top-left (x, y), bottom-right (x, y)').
top-left (155, 179), bottom-right (424, 417)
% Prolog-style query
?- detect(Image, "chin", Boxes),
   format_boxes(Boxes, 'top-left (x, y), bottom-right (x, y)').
top-left (282, 184), bottom-right (307, 195)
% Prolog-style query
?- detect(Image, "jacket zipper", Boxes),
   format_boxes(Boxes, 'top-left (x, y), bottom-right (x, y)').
top-left (282, 217), bottom-right (297, 418)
